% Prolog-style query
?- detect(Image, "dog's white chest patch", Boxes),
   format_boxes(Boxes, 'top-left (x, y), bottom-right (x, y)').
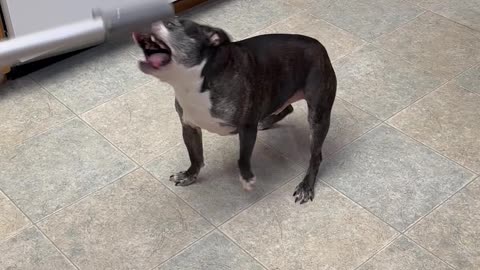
top-left (177, 88), bottom-right (235, 136)
top-left (168, 62), bottom-right (235, 136)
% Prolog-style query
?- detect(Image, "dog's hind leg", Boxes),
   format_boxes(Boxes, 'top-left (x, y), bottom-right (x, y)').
top-left (293, 63), bottom-right (336, 204)
top-left (258, 105), bottom-right (294, 130)
top-left (238, 125), bottom-right (258, 191)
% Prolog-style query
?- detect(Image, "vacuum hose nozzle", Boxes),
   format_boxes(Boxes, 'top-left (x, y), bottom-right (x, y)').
top-left (0, 0), bottom-right (174, 67)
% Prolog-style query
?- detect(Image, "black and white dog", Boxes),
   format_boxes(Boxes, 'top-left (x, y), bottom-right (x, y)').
top-left (133, 18), bottom-right (336, 203)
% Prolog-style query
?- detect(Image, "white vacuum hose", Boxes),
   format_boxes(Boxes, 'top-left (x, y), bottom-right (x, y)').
top-left (0, 0), bottom-right (174, 66)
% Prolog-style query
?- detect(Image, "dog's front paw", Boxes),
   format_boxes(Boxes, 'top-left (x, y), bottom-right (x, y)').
top-left (170, 171), bottom-right (197, 186)
top-left (239, 176), bottom-right (256, 191)
top-left (293, 181), bottom-right (314, 204)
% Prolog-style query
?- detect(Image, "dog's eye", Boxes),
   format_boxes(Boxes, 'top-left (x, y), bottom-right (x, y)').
top-left (166, 22), bottom-right (175, 28)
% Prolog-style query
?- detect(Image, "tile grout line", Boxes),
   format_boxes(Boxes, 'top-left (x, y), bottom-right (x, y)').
top-left (351, 177), bottom-right (479, 270)
top-left (0, 186), bottom-right (81, 269)
top-left (34, 167), bottom-right (138, 224)
top-left (383, 58), bottom-right (480, 125)
top-left (418, 7), bottom-right (480, 34)
top-left (0, 114), bottom-right (68, 156)
top-left (403, 234), bottom-right (460, 270)
top-left (26, 47), bottom-right (154, 117)
top-left (335, 95), bottom-right (382, 121)
top-left (371, 9), bottom-right (427, 43)
top-left (306, 2), bottom-right (427, 43)
top-left (188, 0), bottom-right (304, 41)
top-left (144, 153), bottom-right (305, 229)
top-left (247, 8), bottom-right (306, 38)
top-left (142, 168), bottom-right (220, 270)
top-left (372, 36), bottom-right (480, 83)
top-left (34, 224), bottom-right (82, 270)
top-left (133, 142), bottom-right (183, 169)
top-left (77, 78), bottom-right (155, 116)
top-left (331, 42), bottom-right (369, 64)
top-left (217, 169), bottom-right (305, 229)
top-left (0, 82), bottom-right (78, 157)
top-left (30, 73), bottom-right (144, 169)
top-left (387, 123), bottom-right (478, 176)
top-left (305, 11), bottom-right (370, 45)
top-left (321, 179), bottom-right (403, 234)
top-left (305, 8), bottom-right (367, 42)
top-left (146, 227), bottom-right (217, 270)
top-left (147, 230), bottom-right (218, 270)
top-left (456, 82), bottom-right (480, 98)
top-left (353, 233), bottom-right (403, 270)
top-left (217, 230), bottom-right (271, 270)
top-left (142, 167), bottom-right (278, 270)
top-left (141, 168), bottom-right (218, 229)
top-left (255, 0), bottom-right (308, 38)
top-left (402, 176), bottom-right (479, 234)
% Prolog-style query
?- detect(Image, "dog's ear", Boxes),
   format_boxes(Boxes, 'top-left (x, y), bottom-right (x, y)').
top-left (203, 26), bottom-right (231, 46)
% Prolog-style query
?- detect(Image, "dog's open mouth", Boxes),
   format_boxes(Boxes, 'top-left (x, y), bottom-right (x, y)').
top-left (132, 32), bottom-right (172, 69)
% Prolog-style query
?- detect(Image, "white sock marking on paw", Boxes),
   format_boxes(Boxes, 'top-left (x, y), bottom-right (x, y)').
top-left (239, 176), bottom-right (256, 191)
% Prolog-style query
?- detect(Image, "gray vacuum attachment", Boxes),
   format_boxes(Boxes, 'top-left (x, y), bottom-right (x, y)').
top-left (0, 0), bottom-right (174, 66)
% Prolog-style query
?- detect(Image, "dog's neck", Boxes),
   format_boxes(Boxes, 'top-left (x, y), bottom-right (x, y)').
top-left (156, 60), bottom-right (207, 94)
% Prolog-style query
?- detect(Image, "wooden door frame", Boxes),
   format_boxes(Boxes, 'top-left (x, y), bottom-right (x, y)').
top-left (1, 16), bottom-right (10, 81)
top-left (174, 0), bottom-right (208, 14)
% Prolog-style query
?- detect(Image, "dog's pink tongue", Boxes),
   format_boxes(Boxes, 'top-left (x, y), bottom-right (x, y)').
top-left (147, 53), bottom-right (169, 68)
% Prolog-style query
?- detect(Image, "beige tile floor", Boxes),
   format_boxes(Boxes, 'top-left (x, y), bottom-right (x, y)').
top-left (1, 0), bottom-right (480, 269)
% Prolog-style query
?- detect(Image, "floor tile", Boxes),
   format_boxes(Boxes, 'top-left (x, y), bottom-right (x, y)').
top-left (39, 169), bottom-right (213, 270)
top-left (158, 231), bottom-right (265, 270)
top-left (321, 125), bottom-right (474, 231)
top-left (191, 0), bottom-right (298, 39)
top-left (334, 44), bottom-right (443, 120)
top-left (306, 0), bottom-right (424, 41)
top-left (0, 119), bottom-right (136, 221)
top-left (30, 42), bottom-right (152, 114)
top-left (419, 0), bottom-right (480, 32)
top-left (358, 236), bottom-right (453, 270)
top-left (258, 99), bottom-right (380, 166)
top-left (0, 191), bottom-right (31, 241)
top-left (255, 12), bottom-right (366, 61)
top-left (455, 64), bottom-right (480, 94)
top-left (82, 81), bottom-right (181, 164)
top-left (145, 134), bottom-right (303, 226)
top-left (407, 178), bottom-right (480, 270)
top-left (0, 78), bottom-right (73, 157)
top-left (220, 179), bottom-right (397, 270)
top-left (0, 227), bottom-right (75, 270)
top-left (374, 12), bottom-right (480, 79)
top-left (389, 83), bottom-right (480, 173)
top-left (281, 0), bottom-right (330, 10)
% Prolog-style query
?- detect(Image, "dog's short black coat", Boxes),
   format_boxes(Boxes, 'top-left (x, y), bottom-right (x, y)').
top-left (134, 19), bottom-right (336, 203)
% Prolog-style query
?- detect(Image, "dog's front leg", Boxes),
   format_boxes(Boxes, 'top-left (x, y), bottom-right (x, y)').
top-left (238, 125), bottom-right (258, 191)
top-left (170, 101), bottom-right (204, 186)
top-left (170, 124), bottom-right (204, 186)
